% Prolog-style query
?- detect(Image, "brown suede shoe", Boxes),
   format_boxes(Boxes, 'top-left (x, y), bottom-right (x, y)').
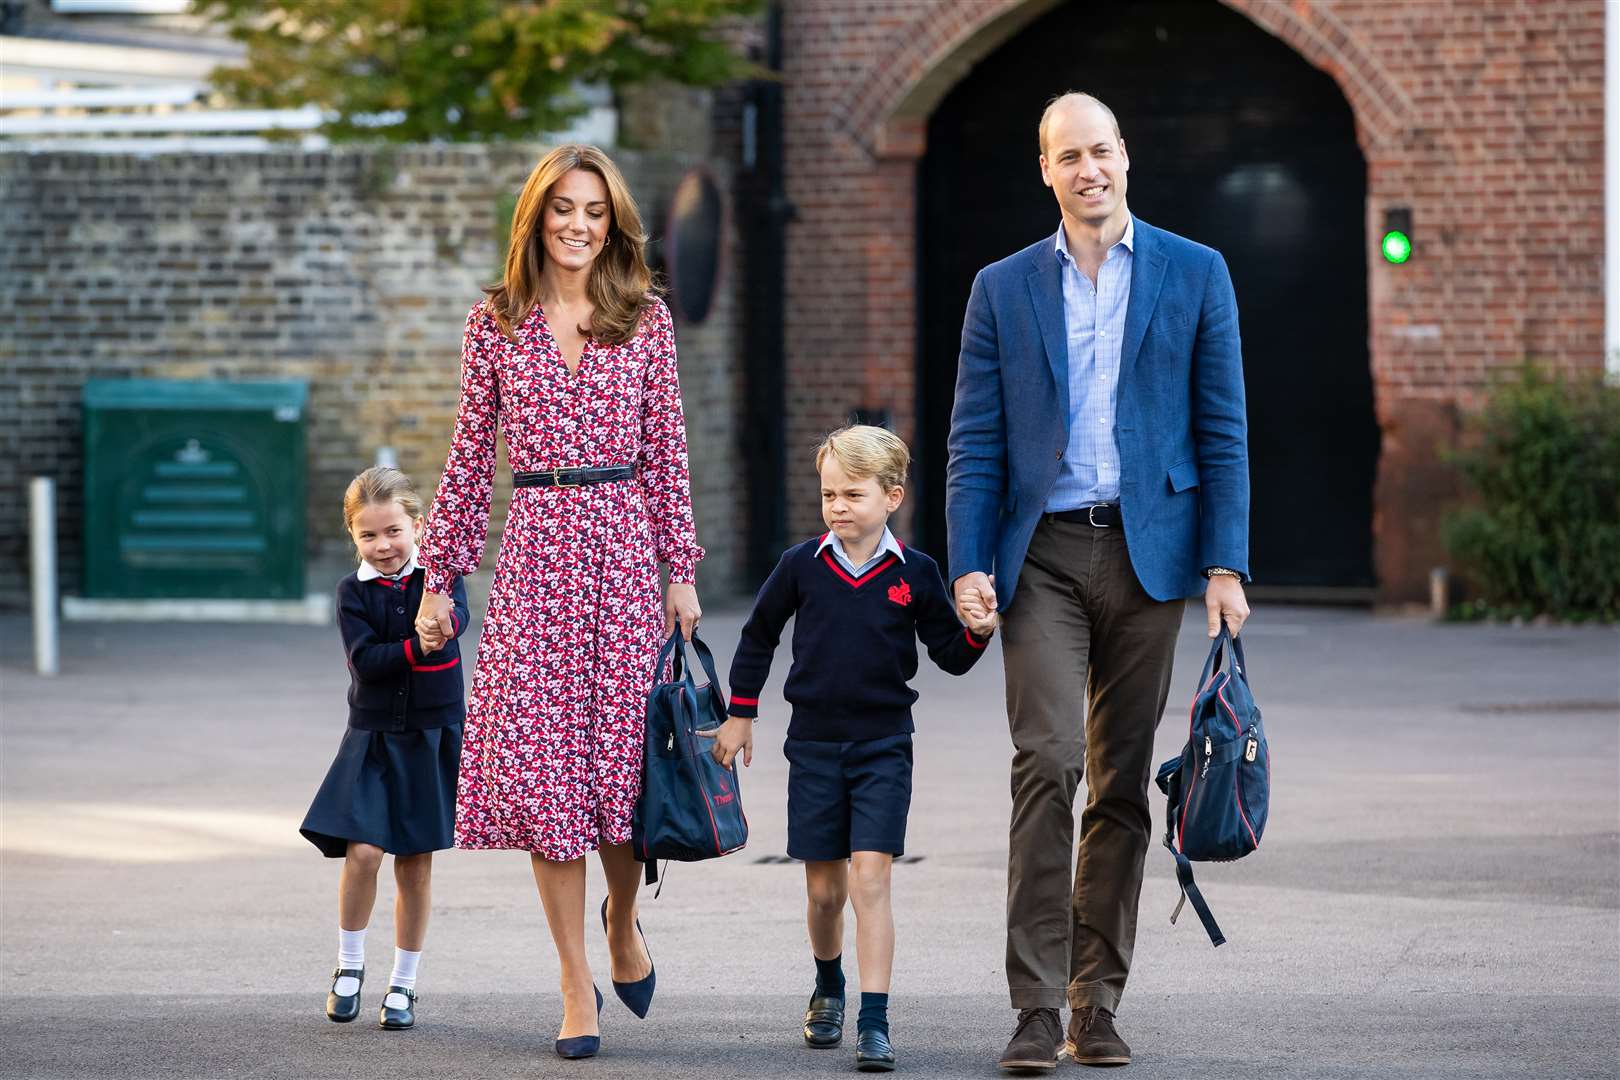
top-left (1065, 1006), bottom-right (1131, 1067)
top-left (998, 1007), bottom-right (1061, 1072)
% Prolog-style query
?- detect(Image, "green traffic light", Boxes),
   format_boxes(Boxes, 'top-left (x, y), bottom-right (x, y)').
top-left (1381, 229), bottom-right (1412, 264)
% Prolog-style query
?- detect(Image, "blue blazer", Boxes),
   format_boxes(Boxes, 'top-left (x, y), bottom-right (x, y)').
top-left (946, 215), bottom-right (1250, 607)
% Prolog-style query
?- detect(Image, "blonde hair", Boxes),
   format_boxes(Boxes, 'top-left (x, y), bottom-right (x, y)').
top-left (1038, 91), bottom-right (1121, 154)
top-left (485, 144), bottom-right (659, 346)
top-left (815, 425), bottom-right (911, 493)
top-left (342, 466), bottom-right (424, 538)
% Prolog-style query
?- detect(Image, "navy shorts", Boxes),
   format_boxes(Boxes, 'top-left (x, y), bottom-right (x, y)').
top-left (783, 732), bottom-right (913, 861)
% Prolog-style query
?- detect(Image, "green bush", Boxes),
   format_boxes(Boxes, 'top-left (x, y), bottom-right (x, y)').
top-left (1442, 365), bottom-right (1620, 622)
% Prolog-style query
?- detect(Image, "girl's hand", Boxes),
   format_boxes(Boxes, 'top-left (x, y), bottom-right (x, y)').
top-left (696, 715), bottom-right (754, 768)
top-left (418, 626), bottom-right (446, 653)
top-left (665, 582), bottom-right (701, 642)
top-left (416, 590), bottom-right (454, 641)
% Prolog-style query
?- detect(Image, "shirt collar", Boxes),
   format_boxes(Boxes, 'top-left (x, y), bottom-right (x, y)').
top-left (357, 554), bottom-right (418, 582)
top-left (816, 526), bottom-right (906, 566)
top-left (1054, 214), bottom-right (1135, 265)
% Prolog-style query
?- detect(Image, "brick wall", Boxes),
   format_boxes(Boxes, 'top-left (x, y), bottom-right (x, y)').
top-left (0, 145), bottom-right (743, 609)
top-left (774, 0), bottom-right (1606, 603)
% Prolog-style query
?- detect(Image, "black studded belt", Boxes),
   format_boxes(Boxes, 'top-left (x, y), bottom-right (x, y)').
top-left (512, 465), bottom-right (635, 489)
top-left (1049, 503), bottom-right (1121, 528)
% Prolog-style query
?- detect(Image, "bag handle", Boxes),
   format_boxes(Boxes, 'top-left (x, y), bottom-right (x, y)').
top-left (662, 628), bottom-right (728, 728)
top-left (1197, 623), bottom-right (1249, 689)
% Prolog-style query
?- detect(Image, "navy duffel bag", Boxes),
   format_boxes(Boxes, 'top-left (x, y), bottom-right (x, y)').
top-left (632, 628), bottom-right (749, 885)
top-left (1155, 624), bottom-right (1270, 946)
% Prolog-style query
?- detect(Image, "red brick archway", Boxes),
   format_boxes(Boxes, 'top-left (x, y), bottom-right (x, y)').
top-left (775, 0), bottom-right (1603, 603)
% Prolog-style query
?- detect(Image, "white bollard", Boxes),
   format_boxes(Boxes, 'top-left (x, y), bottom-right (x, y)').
top-left (30, 477), bottom-right (59, 676)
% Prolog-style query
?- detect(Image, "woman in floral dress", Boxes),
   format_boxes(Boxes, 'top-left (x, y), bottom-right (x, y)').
top-left (414, 145), bottom-right (703, 1057)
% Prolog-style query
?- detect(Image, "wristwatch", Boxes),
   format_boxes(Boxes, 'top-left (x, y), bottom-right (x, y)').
top-left (1204, 566), bottom-right (1240, 579)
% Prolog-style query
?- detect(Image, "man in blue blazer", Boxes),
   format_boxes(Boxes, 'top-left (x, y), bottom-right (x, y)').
top-left (946, 93), bottom-right (1252, 1071)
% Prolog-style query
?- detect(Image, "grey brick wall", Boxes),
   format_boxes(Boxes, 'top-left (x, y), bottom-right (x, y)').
top-left (0, 145), bottom-right (743, 609)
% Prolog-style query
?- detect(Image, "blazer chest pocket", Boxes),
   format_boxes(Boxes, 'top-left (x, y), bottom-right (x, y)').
top-left (1167, 460), bottom-right (1200, 493)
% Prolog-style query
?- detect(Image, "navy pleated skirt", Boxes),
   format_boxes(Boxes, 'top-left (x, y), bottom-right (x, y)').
top-left (300, 723), bottom-right (462, 858)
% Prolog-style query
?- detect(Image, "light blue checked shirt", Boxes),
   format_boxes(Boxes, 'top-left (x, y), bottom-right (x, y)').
top-left (1044, 216), bottom-right (1134, 512)
top-left (817, 525), bottom-right (906, 577)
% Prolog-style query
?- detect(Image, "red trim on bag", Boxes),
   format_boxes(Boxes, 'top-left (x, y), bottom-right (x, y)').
top-left (411, 657), bottom-right (460, 672)
top-left (1176, 669), bottom-right (1221, 851)
top-left (1217, 680), bottom-right (1259, 849)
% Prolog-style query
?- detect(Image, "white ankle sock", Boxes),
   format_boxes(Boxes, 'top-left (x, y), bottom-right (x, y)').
top-left (335, 927), bottom-right (366, 996)
top-left (390, 948), bottom-right (422, 991)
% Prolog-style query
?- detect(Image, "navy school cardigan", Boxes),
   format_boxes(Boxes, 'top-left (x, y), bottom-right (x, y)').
top-left (336, 567), bottom-right (469, 732)
top-left (727, 536), bottom-right (991, 742)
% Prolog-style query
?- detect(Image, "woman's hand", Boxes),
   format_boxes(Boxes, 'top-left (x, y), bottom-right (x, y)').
top-left (416, 589), bottom-right (454, 643)
top-left (665, 582), bottom-right (701, 641)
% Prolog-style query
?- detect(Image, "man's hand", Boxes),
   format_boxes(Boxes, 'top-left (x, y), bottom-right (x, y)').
top-left (697, 715), bottom-right (754, 768)
top-left (954, 571), bottom-right (997, 626)
top-left (1205, 575), bottom-right (1250, 637)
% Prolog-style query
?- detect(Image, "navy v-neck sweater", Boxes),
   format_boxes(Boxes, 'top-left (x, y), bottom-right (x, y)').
top-left (727, 535), bottom-right (991, 741)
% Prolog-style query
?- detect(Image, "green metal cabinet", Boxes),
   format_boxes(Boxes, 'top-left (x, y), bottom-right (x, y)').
top-left (82, 380), bottom-right (308, 599)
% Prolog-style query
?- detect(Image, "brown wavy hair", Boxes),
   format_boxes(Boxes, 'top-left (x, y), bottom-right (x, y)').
top-left (485, 144), bottom-right (659, 346)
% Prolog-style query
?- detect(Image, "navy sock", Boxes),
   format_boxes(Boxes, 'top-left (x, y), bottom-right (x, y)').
top-left (857, 992), bottom-right (889, 1036)
top-left (814, 955), bottom-right (845, 999)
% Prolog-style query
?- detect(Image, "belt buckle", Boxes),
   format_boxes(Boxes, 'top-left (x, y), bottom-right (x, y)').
top-left (552, 468), bottom-right (580, 489)
top-left (1088, 504), bottom-right (1106, 527)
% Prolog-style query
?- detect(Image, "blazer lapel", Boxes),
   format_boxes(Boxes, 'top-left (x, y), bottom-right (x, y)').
top-left (1026, 251), bottom-right (1070, 422)
top-left (1120, 217), bottom-right (1167, 381)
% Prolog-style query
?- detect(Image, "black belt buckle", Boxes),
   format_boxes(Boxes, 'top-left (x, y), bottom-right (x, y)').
top-left (1088, 503), bottom-right (1110, 527)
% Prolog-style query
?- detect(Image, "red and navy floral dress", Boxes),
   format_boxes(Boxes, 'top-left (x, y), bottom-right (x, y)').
top-left (419, 296), bottom-right (703, 861)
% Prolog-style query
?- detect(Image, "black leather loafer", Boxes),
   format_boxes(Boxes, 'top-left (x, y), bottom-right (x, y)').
top-left (326, 967), bottom-right (363, 1023)
top-left (856, 1027), bottom-right (897, 1071)
top-left (803, 991), bottom-right (845, 1048)
top-left (378, 985), bottom-right (417, 1030)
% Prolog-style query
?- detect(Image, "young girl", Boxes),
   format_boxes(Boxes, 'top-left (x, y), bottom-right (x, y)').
top-left (299, 466), bottom-right (470, 1030)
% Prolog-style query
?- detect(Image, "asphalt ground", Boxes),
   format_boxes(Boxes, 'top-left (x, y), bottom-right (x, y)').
top-left (2, 603), bottom-right (1617, 1080)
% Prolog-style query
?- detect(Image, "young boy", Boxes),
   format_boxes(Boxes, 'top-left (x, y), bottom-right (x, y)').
top-left (707, 425), bottom-right (998, 1073)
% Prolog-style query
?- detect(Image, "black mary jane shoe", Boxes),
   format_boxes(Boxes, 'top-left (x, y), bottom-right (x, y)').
top-left (554, 984), bottom-right (605, 1060)
top-left (803, 991), bottom-right (845, 1048)
top-left (325, 967), bottom-right (364, 1023)
top-left (855, 1027), bottom-right (897, 1072)
top-left (378, 985), bottom-right (417, 1030)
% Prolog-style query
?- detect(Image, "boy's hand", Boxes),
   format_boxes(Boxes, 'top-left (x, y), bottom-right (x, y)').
top-left (962, 603), bottom-right (999, 637)
top-left (958, 589), bottom-right (1000, 636)
top-left (697, 715), bottom-right (754, 769)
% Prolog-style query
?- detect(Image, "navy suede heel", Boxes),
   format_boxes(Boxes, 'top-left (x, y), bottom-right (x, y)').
top-left (553, 985), bottom-right (604, 1060)
top-left (600, 896), bottom-right (656, 1018)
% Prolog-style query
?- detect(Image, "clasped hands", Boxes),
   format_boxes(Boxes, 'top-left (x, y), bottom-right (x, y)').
top-left (415, 590), bottom-right (453, 653)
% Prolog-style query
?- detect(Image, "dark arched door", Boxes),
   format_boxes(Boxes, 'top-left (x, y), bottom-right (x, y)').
top-left (918, 0), bottom-right (1377, 589)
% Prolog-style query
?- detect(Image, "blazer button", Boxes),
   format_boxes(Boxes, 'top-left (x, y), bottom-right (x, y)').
top-left (396, 606), bottom-right (406, 615)
top-left (1055, 450), bottom-right (1062, 459)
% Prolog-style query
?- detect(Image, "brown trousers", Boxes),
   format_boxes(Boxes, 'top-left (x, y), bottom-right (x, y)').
top-left (1000, 516), bottom-right (1184, 1013)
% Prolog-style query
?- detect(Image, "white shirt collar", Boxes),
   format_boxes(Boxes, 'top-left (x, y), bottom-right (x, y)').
top-left (1055, 214), bottom-right (1135, 265)
top-left (817, 526), bottom-right (906, 568)
top-left (357, 554), bottom-right (418, 582)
